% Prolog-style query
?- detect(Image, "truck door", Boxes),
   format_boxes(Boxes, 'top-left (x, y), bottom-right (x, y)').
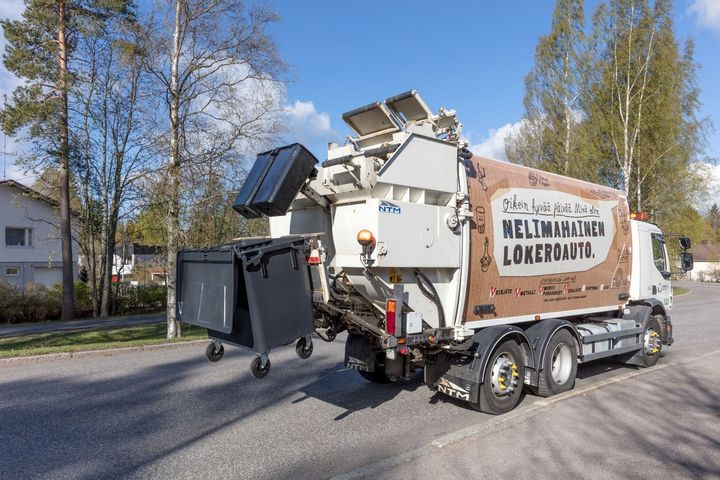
top-left (650, 230), bottom-right (672, 309)
top-left (633, 223), bottom-right (672, 309)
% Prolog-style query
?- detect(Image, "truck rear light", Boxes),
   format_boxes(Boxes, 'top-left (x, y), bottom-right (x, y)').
top-left (306, 247), bottom-right (321, 264)
top-left (386, 299), bottom-right (397, 335)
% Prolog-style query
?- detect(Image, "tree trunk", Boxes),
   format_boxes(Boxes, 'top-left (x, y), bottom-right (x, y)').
top-left (100, 221), bottom-right (116, 316)
top-left (58, 0), bottom-right (74, 322)
top-left (166, 0), bottom-right (184, 339)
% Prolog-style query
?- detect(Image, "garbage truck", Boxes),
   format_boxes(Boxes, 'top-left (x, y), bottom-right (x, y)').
top-left (176, 90), bottom-right (694, 414)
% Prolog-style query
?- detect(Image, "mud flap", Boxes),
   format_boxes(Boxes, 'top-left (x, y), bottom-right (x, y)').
top-left (344, 333), bottom-right (377, 372)
top-left (425, 351), bottom-right (481, 403)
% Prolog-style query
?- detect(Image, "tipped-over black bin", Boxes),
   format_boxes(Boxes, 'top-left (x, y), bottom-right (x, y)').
top-left (177, 236), bottom-right (314, 355)
top-left (233, 143), bottom-right (318, 219)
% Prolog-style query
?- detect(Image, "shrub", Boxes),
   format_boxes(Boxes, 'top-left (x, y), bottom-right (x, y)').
top-left (0, 280), bottom-right (165, 324)
top-left (113, 283), bottom-right (167, 315)
top-left (0, 282), bottom-right (57, 324)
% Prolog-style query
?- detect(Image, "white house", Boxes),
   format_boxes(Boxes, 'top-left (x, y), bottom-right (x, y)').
top-left (687, 242), bottom-right (720, 282)
top-left (0, 179), bottom-right (78, 287)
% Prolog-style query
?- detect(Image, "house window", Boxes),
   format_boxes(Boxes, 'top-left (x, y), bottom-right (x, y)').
top-left (5, 227), bottom-right (33, 247)
top-left (5, 267), bottom-right (20, 276)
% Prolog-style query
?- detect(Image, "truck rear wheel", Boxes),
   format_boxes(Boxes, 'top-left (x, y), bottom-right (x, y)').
top-left (639, 316), bottom-right (663, 367)
top-left (536, 329), bottom-right (577, 397)
top-left (472, 339), bottom-right (525, 415)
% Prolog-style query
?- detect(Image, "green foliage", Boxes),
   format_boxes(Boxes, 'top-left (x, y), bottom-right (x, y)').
top-left (708, 203), bottom-right (720, 242)
top-left (506, 0), bottom-right (588, 178)
top-left (0, 0), bottom-right (133, 142)
top-left (0, 280), bottom-right (163, 324)
top-left (112, 283), bottom-right (167, 314)
top-left (510, 0), bottom-right (713, 235)
top-left (0, 281), bottom-right (92, 323)
top-left (0, 322), bottom-right (206, 358)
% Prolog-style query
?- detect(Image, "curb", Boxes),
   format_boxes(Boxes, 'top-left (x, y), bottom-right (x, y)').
top-left (0, 339), bottom-right (207, 367)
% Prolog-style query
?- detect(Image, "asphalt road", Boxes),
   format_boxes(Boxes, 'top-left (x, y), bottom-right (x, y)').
top-left (0, 281), bottom-right (717, 480)
top-left (0, 312), bottom-right (165, 338)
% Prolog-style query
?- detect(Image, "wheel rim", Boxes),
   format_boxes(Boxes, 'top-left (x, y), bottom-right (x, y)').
top-left (490, 353), bottom-right (520, 397)
top-left (643, 328), bottom-right (661, 356)
top-left (550, 343), bottom-right (573, 384)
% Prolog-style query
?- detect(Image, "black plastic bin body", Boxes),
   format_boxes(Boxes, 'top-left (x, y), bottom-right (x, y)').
top-left (176, 236), bottom-right (314, 354)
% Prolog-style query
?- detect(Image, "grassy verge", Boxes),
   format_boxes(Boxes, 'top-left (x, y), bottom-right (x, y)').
top-left (0, 311), bottom-right (165, 330)
top-left (0, 323), bottom-right (206, 358)
top-left (672, 286), bottom-right (690, 296)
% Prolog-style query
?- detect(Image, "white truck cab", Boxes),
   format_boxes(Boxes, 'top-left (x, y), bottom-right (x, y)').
top-left (629, 220), bottom-right (672, 310)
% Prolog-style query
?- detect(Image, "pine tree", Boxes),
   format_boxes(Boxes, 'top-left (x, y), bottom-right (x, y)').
top-left (1, 0), bottom-right (131, 321)
top-left (709, 203), bottom-right (720, 242)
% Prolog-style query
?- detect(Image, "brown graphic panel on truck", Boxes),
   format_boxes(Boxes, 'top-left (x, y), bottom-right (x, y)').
top-left (463, 156), bottom-right (632, 323)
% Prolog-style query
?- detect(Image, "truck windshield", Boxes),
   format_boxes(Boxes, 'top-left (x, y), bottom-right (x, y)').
top-left (651, 233), bottom-right (667, 272)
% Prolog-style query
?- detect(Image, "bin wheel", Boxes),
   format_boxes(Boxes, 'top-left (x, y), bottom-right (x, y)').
top-left (251, 356), bottom-right (271, 378)
top-left (296, 337), bottom-right (313, 360)
top-left (325, 329), bottom-right (337, 342)
top-left (205, 342), bottom-right (224, 362)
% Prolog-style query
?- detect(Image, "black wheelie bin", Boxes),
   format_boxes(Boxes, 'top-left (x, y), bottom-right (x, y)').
top-left (177, 235), bottom-right (316, 377)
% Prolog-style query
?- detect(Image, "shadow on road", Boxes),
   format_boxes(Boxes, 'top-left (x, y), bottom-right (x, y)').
top-left (0, 350), bottom-right (346, 479)
top-left (292, 363), bottom-right (424, 421)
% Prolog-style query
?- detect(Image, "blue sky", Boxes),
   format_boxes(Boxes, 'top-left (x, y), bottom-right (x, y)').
top-left (271, 0), bottom-right (720, 164)
top-left (1, 0), bottom-right (719, 189)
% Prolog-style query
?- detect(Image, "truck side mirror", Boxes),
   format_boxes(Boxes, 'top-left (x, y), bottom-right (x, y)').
top-left (679, 237), bottom-right (691, 250)
top-left (680, 252), bottom-right (694, 272)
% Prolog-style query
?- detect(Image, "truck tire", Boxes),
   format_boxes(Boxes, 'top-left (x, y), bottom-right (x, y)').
top-left (471, 339), bottom-right (525, 415)
top-left (639, 316), bottom-right (663, 367)
top-left (536, 329), bottom-right (577, 397)
top-left (358, 354), bottom-right (390, 384)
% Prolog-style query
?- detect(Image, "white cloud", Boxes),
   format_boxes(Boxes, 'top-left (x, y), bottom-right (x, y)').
top-left (284, 100), bottom-right (334, 155)
top-left (468, 121), bottom-right (523, 162)
top-left (689, 0), bottom-right (720, 34)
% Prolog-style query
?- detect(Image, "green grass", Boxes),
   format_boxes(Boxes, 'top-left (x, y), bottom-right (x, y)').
top-left (672, 286), bottom-right (690, 296)
top-left (0, 311), bottom-right (165, 330)
top-left (0, 322), bottom-right (207, 358)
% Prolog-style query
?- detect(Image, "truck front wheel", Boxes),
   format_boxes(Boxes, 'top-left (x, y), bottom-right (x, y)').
top-left (639, 316), bottom-right (663, 367)
top-left (472, 339), bottom-right (525, 414)
top-left (535, 329), bottom-right (577, 397)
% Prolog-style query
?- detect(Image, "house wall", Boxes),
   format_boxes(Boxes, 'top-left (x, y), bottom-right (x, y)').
top-left (687, 261), bottom-right (720, 282)
top-left (0, 183), bottom-right (78, 287)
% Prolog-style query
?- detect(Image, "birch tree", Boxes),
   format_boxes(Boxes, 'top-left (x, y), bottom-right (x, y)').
top-left (506, 0), bottom-right (587, 177)
top-left (146, 0), bottom-right (285, 338)
top-left (586, 0), bottom-right (708, 215)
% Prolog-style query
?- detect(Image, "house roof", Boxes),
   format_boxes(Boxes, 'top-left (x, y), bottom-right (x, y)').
top-left (690, 243), bottom-right (720, 263)
top-left (0, 179), bottom-right (82, 217)
top-left (0, 179), bottom-right (60, 208)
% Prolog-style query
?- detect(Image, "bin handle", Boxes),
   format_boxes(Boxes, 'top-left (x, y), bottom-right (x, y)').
top-left (239, 238), bottom-right (309, 267)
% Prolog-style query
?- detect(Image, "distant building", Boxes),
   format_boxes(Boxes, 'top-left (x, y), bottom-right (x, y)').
top-left (687, 241), bottom-right (720, 282)
top-left (0, 179), bottom-right (78, 287)
top-left (111, 244), bottom-right (164, 283)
